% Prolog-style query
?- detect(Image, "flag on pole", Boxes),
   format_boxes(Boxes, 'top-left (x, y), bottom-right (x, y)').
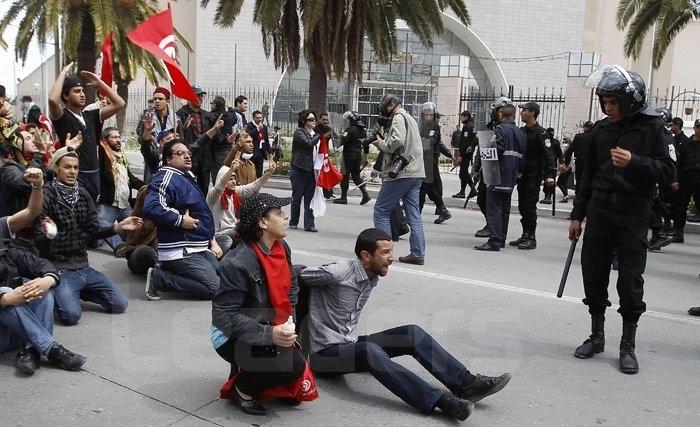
top-left (316, 134), bottom-right (342, 190)
top-left (126, 5), bottom-right (198, 102)
top-left (97, 32), bottom-right (113, 96)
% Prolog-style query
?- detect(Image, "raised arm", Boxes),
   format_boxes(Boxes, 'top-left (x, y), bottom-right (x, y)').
top-left (48, 62), bottom-right (74, 120)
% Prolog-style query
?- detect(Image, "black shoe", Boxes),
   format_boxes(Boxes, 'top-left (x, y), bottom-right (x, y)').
top-left (509, 235), bottom-right (527, 247)
top-left (649, 234), bottom-right (672, 251)
top-left (436, 393), bottom-right (474, 421)
top-left (619, 322), bottom-right (639, 374)
top-left (333, 197), bottom-right (348, 204)
top-left (47, 343), bottom-right (86, 371)
top-left (15, 347), bottom-right (41, 376)
top-left (231, 386), bottom-right (268, 416)
top-left (360, 194), bottom-right (372, 205)
top-left (467, 188), bottom-right (478, 200)
top-left (458, 373), bottom-right (512, 403)
top-left (474, 243), bottom-right (500, 252)
top-left (688, 307), bottom-right (700, 316)
top-left (669, 229), bottom-right (684, 243)
top-left (474, 226), bottom-right (490, 238)
top-left (539, 198), bottom-right (552, 205)
top-left (304, 227), bottom-right (318, 232)
top-left (434, 210), bottom-right (451, 224)
top-left (518, 238), bottom-right (537, 250)
top-left (399, 254), bottom-right (424, 265)
top-left (574, 315), bottom-right (605, 359)
top-left (451, 192), bottom-right (465, 199)
top-left (289, 224), bottom-right (298, 230)
top-left (434, 207), bottom-right (440, 215)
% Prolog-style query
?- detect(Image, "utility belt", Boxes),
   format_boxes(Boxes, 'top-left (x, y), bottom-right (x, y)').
top-left (592, 190), bottom-right (651, 205)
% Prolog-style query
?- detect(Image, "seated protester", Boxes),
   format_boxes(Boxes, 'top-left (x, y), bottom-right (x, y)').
top-left (223, 130), bottom-right (257, 185)
top-left (97, 127), bottom-right (145, 252)
top-left (143, 140), bottom-right (222, 301)
top-left (206, 160), bottom-right (277, 255)
top-left (0, 171), bottom-right (86, 375)
top-left (36, 147), bottom-right (142, 325)
top-left (211, 193), bottom-right (305, 416)
top-left (302, 228), bottom-right (512, 421)
top-left (1, 130), bottom-right (48, 216)
top-left (116, 186), bottom-right (158, 275)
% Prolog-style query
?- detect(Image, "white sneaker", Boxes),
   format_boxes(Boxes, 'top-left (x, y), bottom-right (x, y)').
top-left (145, 268), bottom-right (161, 301)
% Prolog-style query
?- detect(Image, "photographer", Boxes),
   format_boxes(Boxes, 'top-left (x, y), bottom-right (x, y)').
top-left (334, 111), bottom-right (371, 205)
top-left (371, 94), bottom-right (426, 265)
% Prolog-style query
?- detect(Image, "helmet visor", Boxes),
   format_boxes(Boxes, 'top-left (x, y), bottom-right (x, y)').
top-left (585, 64), bottom-right (643, 103)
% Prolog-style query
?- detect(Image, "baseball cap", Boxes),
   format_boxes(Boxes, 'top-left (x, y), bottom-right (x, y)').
top-left (237, 193), bottom-right (292, 232)
top-left (518, 102), bottom-right (540, 115)
top-left (52, 146), bottom-right (79, 168)
top-left (192, 85), bottom-right (207, 96)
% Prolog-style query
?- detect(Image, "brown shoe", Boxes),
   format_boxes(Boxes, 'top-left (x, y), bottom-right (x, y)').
top-left (398, 254), bottom-right (424, 265)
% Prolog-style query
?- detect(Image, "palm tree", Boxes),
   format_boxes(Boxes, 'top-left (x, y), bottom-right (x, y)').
top-left (617, 0), bottom-right (700, 69)
top-left (201, 0), bottom-right (471, 111)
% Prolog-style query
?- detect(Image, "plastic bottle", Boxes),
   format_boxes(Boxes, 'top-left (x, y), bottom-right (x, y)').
top-left (282, 316), bottom-right (295, 333)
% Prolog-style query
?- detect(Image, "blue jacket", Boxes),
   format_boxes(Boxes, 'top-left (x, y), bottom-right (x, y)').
top-left (493, 121), bottom-right (527, 192)
top-left (143, 166), bottom-right (214, 252)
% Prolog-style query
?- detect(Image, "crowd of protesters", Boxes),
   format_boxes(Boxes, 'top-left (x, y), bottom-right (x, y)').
top-left (1, 61), bottom-right (699, 422)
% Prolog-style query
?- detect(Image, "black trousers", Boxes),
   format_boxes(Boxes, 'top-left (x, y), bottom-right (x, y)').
top-left (581, 197), bottom-right (649, 322)
top-left (671, 179), bottom-right (700, 229)
top-left (476, 180), bottom-right (487, 219)
top-left (486, 190), bottom-right (512, 247)
top-left (458, 160), bottom-right (474, 193)
top-left (419, 165), bottom-right (446, 212)
top-left (216, 339), bottom-right (306, 397)
top-left (574, 161), bottom-right (586, 194)
top-left (545, 171), bottom-right (571, 197)
top-left (517, 173), bottom-right (542, 234)
top-left (340, 154), bottom-right (367, 197)
top-left (310, 325), bottom-right (472, 414)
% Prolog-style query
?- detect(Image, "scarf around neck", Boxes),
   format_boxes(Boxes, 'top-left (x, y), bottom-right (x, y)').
top-left (251, 240), bottom-right (293, 326)
top-left (52, 178), bottom-right (80, 206)
top-left (219, 188), bottom-right (241, 213)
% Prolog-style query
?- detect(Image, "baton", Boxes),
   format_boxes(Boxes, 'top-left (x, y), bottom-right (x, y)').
top-left (557, 238), bottom-right (579, 298)
top-left (552, 187), bottom-right (556, 216)
top-left (349, 176), bottom-right (376, 193)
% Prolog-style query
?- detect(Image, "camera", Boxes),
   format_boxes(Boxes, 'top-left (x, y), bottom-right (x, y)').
top-left (387, 150), bottom-right (410, 179)
top-left (361, 126), bottom-right (385, 149)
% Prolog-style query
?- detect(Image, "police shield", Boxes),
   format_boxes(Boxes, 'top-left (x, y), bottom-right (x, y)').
top-left (478, 130), bottom-right (501, 186)
top-left (421, 136), bottom-right (434, 184)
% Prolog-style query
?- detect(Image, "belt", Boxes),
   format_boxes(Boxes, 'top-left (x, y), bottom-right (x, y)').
top-left (592, 190), bottom-right (651, 204)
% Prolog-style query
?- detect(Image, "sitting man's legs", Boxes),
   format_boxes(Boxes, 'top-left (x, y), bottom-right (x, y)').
top-left (79, 267), bottom-right (129, 314)
top-left (149, 251), bottom-right (220, 299)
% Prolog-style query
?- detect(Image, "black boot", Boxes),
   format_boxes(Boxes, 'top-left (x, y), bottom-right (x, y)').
top-left (509, 234), bottom-right (527, 247)
top-left (518, 232), bottom-right (537, 250)
top-left (434, 208), bottom-right (451, 224)
top-left (333, 194), bottom-right (348, 204)
top-left (435, 393), bottom-right (474, 421)
top-left (619, 321), bottom-right (639, 374)
top-left (574, 314), bottom-right (605, 359)
top-left (649, 230), bottom-right (672, 251)
top-left (360, 190), bottom-right (371, 205)
top-left (669, 227), bottom-right (684, 243)
top-left (15, 347), bottom-right (41, 375)
top-left (539, 195), bottom-right (552, 205)
top-left (47, 343), bottom-right (87, 371)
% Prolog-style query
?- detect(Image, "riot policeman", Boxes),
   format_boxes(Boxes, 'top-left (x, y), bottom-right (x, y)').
top-left (564, 121), bottom-right (594, 196)
top-left (452, 110), bottom-right (479, 200)
top-left (334, 111), bottom-right (371, 205)
top-left (568, 65), bottom-right (675, 374)
top-left (648, 108), bottom-right (676, 251)
top-left (418, 102), bottom-right (453, 224)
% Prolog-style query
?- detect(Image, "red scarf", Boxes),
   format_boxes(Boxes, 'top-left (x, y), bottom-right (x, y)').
top-left (251, 241), bottom-right (293, 326)
top-left (219, 188), bottom-right (241, 213)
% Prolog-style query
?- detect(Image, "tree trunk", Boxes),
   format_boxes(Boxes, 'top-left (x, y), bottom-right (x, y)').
top-left (115, 79), bottom-right (129, 134)
top-left (76, 8), bottom-right (97, 103)
top-left (308, 62), bottom-right (328, 113)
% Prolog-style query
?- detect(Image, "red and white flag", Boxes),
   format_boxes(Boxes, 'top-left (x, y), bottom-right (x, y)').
top-left (37, 114), bottom-right (58, 146)
top-left (316, 135), bottom-right (342, 190)
top-left (97, 32), bottom-right (113, 96)
top-left (126, 5), bottom-right (198, 102)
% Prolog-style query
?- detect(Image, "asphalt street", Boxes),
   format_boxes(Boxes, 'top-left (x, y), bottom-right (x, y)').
top-left (1, 164), bottom-right (699, 426)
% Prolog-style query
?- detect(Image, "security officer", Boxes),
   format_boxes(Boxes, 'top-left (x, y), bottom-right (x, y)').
top-left (509, 102), bottom-right (556, 250)
top-left (568, 65), bottom-right (675, 375)
top-left (334, 111), bottom-right (371, 205)
top-left (564, 121), bottom-right (594, 196)
top-left (669, 118), bottom-right (700, 243)
top-left (474, 97), bottom-right (527, 251)
top-left (452, 110), bottom-right (479, 200)
top-left (540, 127), bottom-right (567, 204)
top-left (419, 102), bottom-right (453, 224)
top-left (648, 108), bottom-right (676, 251)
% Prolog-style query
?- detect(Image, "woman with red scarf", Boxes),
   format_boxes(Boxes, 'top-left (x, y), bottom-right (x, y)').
top-left (211, 192), bottom-right (305, 416)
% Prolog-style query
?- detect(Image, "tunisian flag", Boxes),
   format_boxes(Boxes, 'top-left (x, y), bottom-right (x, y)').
top-left (316, 134), bottom-right (343, 190)
top-left (97, 32), bottom-right (113, 96)
top-left (126, 5), bottom-right (198, 103)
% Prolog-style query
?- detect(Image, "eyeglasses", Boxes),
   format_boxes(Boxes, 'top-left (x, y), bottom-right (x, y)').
top-left (173, 150), bottom-right (192, 157)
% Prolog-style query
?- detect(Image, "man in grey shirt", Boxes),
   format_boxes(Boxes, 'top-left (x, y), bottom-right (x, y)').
top-left (301, 228), bottom-right (511, 421)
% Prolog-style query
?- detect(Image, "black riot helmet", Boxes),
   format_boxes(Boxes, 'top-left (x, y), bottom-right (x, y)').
top-left (585, 64), bottom-right (658, 117)
top-left (342, 111), bottom-right (365, 128)
top-left (656, 107), bottom-right (672, 124)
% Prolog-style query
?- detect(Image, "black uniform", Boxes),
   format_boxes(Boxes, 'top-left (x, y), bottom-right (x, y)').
top-left (516, 123), bottom-right (556, 236)
top-left (419, 122), bottom-right (452, 213)
top-left (339, 123), bottom-right (370, 200)
top-left (571, 115), bottom-right (675, 322)
top-left (543, 136), bottom-right (568, 199)
top-left (565, 130), bottom-right (592, 194)
top-left (671, 135), bottom-right (700, 232)
top-left (456, 123), bottom-right (477, 195)
top-left (672, 131), bottom-right (689, 151)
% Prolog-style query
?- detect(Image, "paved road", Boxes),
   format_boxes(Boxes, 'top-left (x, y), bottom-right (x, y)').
top-left (2, 181), bottom-right (698, 425)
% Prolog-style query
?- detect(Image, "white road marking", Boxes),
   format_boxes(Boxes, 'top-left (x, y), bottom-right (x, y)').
top-left (292, 249), bottom-right (700, 326)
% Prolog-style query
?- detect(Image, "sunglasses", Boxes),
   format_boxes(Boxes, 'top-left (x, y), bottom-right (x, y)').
top-left (307, 117), bottom-right (317, 122)
top-left (173, 150), bottom-right (192, 157)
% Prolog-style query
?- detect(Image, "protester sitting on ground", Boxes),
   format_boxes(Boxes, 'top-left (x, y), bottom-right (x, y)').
top-left (36, 147), bottom-right (142, 325)
top-left (143, 140), bottom-right (222, 301)
top-left (116, 186), bottom-right (158, 276)
top-left (0, 167), bottom-right (86, 375)
top-left (97, 127), bottom-right (145, 253)
top-left (206, 160), bottom-right (276, 255)
top-left (224, 129), bottom-right (257, 185)
top-left (211, 193), bottom-right (306, 416)
top-left (302, 228), bottom-right (512, 421)
top-left (1, 130), bottom-right (49, 218)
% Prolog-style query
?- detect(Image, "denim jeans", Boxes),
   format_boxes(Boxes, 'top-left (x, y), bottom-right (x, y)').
top-left (97, 204), bottom-right (133, 250)
top-left (289, 166), bottom-right (316, 229)
top-left (54, 267), bottom-right (129, 325)
top-left (310, 325), bottom-right (472, 414)
top-left (152, 251), bottom-right (220, 299)
top-left (0, 287), bottom-right (55, 355)
top-left (373, 178), bottom-right (425, 258)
